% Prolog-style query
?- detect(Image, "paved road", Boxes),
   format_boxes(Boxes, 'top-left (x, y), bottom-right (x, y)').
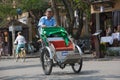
top-left (0, 58), bottom-right (120, 80)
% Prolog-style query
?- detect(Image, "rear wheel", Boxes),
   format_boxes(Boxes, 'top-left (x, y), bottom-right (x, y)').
top-left (21, 49), bottom-right (26, 62)
top-left (71, 45), bottom-right (83, 73)
top-left (71, 58), bottom-right (83, 73)
top-left (15, 48), bottom-right (26, 62)
top-left (41, 48), bottom-right (53, 75)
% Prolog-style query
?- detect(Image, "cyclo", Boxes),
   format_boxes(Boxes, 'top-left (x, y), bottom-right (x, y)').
top-left (40, 27), bottom-right (83, 75)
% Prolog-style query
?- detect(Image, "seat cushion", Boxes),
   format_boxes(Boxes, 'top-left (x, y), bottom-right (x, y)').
top-left (50, 40), bottom-right (74, 51)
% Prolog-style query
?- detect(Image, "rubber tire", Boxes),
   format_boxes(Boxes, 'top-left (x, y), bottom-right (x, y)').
top-left (22, 49), bottom-right (26, 62)
top-left (71, 58), bottom-right (83, 73)
top-left (41, 48), bottom-right (53, 75)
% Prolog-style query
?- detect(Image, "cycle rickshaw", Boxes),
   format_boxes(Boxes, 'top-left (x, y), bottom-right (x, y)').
top-left (40, 27), bottom-right (83, 75)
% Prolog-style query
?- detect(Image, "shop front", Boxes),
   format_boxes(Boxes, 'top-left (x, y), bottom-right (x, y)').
top-left (90, 0), bottom-right (120, 57)
top-left (0, 20), bottom-right (29, 56)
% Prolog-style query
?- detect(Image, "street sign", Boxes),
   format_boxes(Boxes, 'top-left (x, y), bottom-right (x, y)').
top-left (14, 26), bottom-right (22, 31)
top-left (9, 26), bottom-right (14, 32)
top-left (9, 26), bottom-right (22, 31)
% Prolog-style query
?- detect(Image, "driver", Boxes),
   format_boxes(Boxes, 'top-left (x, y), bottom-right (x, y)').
top-left (38, 8), bottom-right (56, 28)
top-left (37, 8), bottom-right (57, 40)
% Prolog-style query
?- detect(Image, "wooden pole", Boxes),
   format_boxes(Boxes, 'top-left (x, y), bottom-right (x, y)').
top-left (11, 23), bottom-right (15, 58)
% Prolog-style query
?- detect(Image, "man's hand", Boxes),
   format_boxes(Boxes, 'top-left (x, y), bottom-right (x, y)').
top-left (14, 42), bottom-right (17, 45)
top-left (41, 25), bottom-right (46, 27)
top-left (37, 39), bottom-right (42, 42)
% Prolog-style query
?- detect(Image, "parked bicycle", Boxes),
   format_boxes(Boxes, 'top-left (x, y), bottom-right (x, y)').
top-left (76, 39), bottom-right (91, 53)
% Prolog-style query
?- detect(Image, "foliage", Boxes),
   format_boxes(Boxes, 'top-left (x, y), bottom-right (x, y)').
top-left (0, 0), bottom-right (49, 18)
top-left (20, 0), bottom-right (49, 12)
top-left (60, 0), bottom-right (91, 39)
top-left (106, 47), bottom-right (120, 56)
top-left (0, 2), bottom-right (17, 18)
top-left (100, 42), bottom-right (106, 52)
top-left (73, 0), bottom-right (91, 20)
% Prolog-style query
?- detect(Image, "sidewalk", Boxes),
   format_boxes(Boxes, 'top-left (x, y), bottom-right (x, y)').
top-left (82, 54), bottom-right (120, 61)
top-left (0, 51), bottom-right (40, 59)
top-left (0, 52), bottom-right (120, 61)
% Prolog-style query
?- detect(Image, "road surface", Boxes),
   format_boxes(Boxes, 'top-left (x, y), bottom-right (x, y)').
top-left (0, 58), bottom-right (120, 80)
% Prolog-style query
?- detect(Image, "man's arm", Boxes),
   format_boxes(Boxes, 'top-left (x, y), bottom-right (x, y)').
top-left (38, 17), bottom-right (46, 27)
top-left (14, 37), bottom-right (18, 44)
top-left (53, 18), bottom-right (57, 26)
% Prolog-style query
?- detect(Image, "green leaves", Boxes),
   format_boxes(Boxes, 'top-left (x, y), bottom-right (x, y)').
top-left (0, 4), bottom-right (16, 18)
top-left (0, 0), bottom-right (49, 21)
top-left (21, 0), bottom-right (49, 11)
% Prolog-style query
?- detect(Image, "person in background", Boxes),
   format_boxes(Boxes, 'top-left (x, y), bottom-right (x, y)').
top-left (0, 36), bottom-right (3, 57)
top-left (106, 27), bottom-right (112, 36)
top-left (14, 32), bottom-right (26, 58)
top-left (117, 25), bottom-right (120, 45)
top-left (117, 25), bottom-right (120, 32)
top-left (112, 25), bottom-right (120, 46)
top-left (113, 28), bottom-right (117, 33)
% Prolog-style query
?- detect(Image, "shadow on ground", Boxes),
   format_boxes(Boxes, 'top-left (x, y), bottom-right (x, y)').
top-left (1, 72), bottom-right (120, 80)
top-left (0, 64), bottom-right (41, 71)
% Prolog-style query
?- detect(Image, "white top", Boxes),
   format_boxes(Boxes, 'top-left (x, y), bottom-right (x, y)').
top-left (14, 35), bottom-right (26, 44)
top-left (112, 32), bottom-right (120, 41)
top-left (101, 36), bottom-right (113, 44)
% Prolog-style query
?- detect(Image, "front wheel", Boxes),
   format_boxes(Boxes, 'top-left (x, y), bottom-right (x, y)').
top-left (71, 58), bottom-right (83, 73)
top-left (41, 48), bottom-right (53, 75)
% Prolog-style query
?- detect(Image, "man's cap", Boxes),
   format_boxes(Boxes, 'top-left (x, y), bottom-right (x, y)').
top-left (46, 8), bottom-right (52, 12)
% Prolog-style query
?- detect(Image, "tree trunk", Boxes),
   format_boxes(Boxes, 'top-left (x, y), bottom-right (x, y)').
top-left (75, 9), bottom-right (84, 39)
top-left (51, 0), bottom-right (61, 26)
top-left (62, 0), bottom-right (74, 35)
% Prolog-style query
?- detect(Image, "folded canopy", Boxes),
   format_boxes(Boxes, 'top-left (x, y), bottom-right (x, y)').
top-left (41, 27), bottom-right (69, 46)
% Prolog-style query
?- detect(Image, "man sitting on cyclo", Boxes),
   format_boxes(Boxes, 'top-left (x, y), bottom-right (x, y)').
top-left (38, 8), bottom-right (57, 35)
top-left (14, 32), bottom-right (26, 58)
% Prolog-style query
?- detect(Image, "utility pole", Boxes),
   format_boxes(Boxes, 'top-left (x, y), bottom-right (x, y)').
top-left (12, 0), bottom-right (16, 58)
top-left (9, 22), bottom-right (15, 58)
top-left (12, 22), bottom-right (15, 57)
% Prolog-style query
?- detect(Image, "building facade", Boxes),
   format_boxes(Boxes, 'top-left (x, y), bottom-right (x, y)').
top-left (90, 0), bottom-right (120, 35)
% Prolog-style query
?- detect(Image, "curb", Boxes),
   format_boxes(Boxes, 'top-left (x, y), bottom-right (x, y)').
top-left (0, 55), bottom-right (40, 59)
top-left (1, 54), bottom-right (120, 61)
top-left (83, 56), bottom-right (120, 61)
